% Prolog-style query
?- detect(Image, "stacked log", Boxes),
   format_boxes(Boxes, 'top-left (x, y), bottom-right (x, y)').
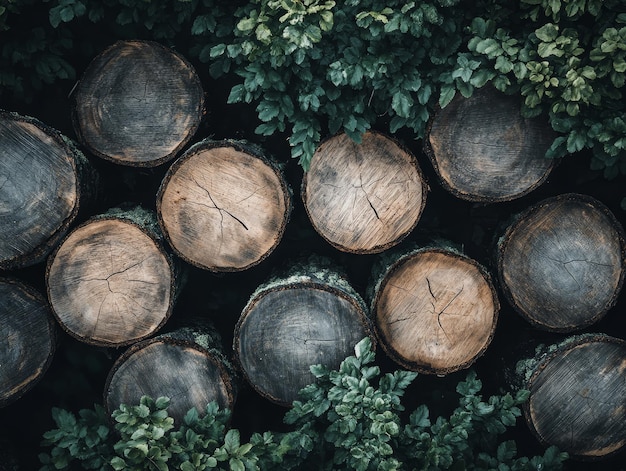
top-left (302, 131), bottom-right (427, 254)
top-left (517, 334), bottom-right (626, 459)
top-left (370, 245), bottom-right (499, 374)
top-left (46, 206), bottom-right (181, 347)
top-left (157, 139), bottom-right (292, 272)
top-left (71, 40), bottom-right (204, 167)
top-left (104, 325), bottom-right (237, 424)
top-left (424, 85), bottom-right (556, 202)
top-left (0, 111), bottom-right (97, 270)
top-left (0, 278), bottom-right (57, 407)
top-left (497, 193), bottom-right (625, 331)
top-left (233, 262), bottom-right (373, 405)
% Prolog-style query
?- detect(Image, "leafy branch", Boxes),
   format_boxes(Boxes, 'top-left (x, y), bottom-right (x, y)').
top-left (39, 338), bottom-right (568, 470)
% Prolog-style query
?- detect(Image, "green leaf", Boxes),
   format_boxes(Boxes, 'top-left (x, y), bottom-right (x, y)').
top-left (392, 90), bottom-right (413, 118)
top-left (439, 84), bottom-right (456, 108)
top-left (224, 429), bottom-right (240, 453)
top-left (230, 457), bottom-right (245, 471)
top-left (535, 23), bottom-right (559, 42)
top-left (110, 457), bottom-right (126, 470)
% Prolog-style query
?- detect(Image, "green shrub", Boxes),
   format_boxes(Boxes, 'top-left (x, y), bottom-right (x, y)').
top-left (39, 338), bottom-right (568, 470)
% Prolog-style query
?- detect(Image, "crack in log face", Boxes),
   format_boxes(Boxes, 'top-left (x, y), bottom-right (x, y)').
top-left (426, 277), bottom-right (465, 343)
top-left (191, 177), bottom-right (249, 247)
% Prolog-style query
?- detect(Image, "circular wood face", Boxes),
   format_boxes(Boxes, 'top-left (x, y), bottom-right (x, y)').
top-left (526, 337), bottom-right (626, 458)
top-left (303, 131), bottom-right (426, 253)
top-left (0, 280), bottom-right (55, 406)
top-left (0, 115), bottom-right (77, 268)
top-left (499, 194), bottom-right (625, 331)
top-left (47, 218), bottom-right (173, 346)
top-left (427, 86), bottom-right (555, 202)
top-left (106, 340), bottom-right (232, 423)
top-left (235, 285), bottom-right (369, 405)
top-left (375, 250), bottom-right (498, 373)
top-left (158, 144), bottom-right (290, 271)
top-left (73, 40), bottom-right (203, 166)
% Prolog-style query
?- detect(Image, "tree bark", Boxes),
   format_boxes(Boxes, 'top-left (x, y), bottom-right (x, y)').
top-left (233, 261), bottom-right (374, 406)
top-left (104, 325), bottom-right (237, 425)
top-left (72, 40), bottom-right (204, 167)
top-left (371, 245), bottom-right (499, 374)
top-left (518, 333), bottom-right (626, 459)
top-left (497, 193), bottom-right (625, 332)
top-left (0, 278), bottom-right (57, 407)
top-left (302, 131), bottom-right (427, 254)
top-left (46, 206), bottom-right (181, 347)
top-left (157, 139), bottom-right (292, 272)
top-left (424, 85), bottom-right (556, 202)
top-left (0, 111), bottom-right (97, 270)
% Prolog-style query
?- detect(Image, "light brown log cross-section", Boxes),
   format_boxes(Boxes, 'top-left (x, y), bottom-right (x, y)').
top-left (425, 85), bottom-right (555, 202)
top-left (158, 141), bottom-right (291, 272)
top-left (0, 112), bottom-right (82, 269)
top-left (524, 335), bottom-right (626, 459)
top-left (498, 193), bottom-right (625, 332)
top-left (72, 40), bottom-right (204, 166)
top-left (374, 249), bottom-right (498, 374)
top-left (0, 279), bottom-right (56, 407)
top-left (47, 216), bottom-right (175, 346)
top-left (303, 131), bottom-right (427, 254)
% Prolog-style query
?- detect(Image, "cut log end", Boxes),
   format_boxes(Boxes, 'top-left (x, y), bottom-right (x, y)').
top-left (374, 248), bottom-right (499, 374)
top-left (47, 209), bottom-right (176, 347)
top-left (105, 329), bottom-right (236, 425)
top-left (0, 112), bottom-right (83, 269)
top-left (157, 140), bottom-right (291, 272)
top-left (498, 193), bottom-right (625, 332)
top-left (72, 40), bottom-right (204, 167)
top-left (234, 273), bottom-right (373, 406)
top-left (524, 334), bottom-right (626, 459)
top-left (425, 85), bottom-right (556, 202)
top-left (303, 131), bottom-right (427, 254)
top-left (0, 279), bottom-right (56, 407)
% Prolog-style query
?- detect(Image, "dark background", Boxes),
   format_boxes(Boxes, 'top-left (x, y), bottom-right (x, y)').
top-left (1, 44), bottom-right (625, 470)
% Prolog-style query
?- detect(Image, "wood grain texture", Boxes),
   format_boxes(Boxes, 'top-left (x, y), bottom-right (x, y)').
top-left (46, 207), bottom-right (177, 346)
top-left (524, 334), bottom-right (626, 459)
top-left (104, 327), bottom-right (236, 424)
top-left (72, 40), bottom-right (204, 166)
top-left (425, 85), bottom-right (555, 202)
top-left (302, 131), bottom-right (427, 254)
top-left (157, 140), bottom-right (291, 272)
top-left (373, 248), bottom-right (499, 374)
top-left (0, 278), bottom-right (56, 407)
top-left (234, 269), bottom-right (373, 405)
top-left (0, 111), bottom-right (87, 269)
top-left (498, 193), bottom-right (625, 332)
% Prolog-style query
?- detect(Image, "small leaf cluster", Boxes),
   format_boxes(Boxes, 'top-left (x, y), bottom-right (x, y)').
top-left (467, 1), bottom-right (626, 179)
top-left (39, 396), bottom-right (287, 471)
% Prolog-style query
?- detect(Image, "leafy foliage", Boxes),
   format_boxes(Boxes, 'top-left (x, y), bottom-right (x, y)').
top-left (39, 338), bottom-right (568, 470)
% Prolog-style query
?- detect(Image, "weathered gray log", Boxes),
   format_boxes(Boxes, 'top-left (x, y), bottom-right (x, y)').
top-left (233, 262), bottom-right (374, 405)
top-left (104, 325), bottom-right (237, 424)
top-left (302, 131), bottom-right (427, 254)
top-left (517, 333), bottom-right (626, 459)
top-left (0, 278), bottom-right (57, 407)
top-left (46, 206), bottom-right (181, 347)
top-left (424, 85), bottom-right (556, 202)
top-left (157, 139), bottom-right (292, 272)
top-left (371, 245), bottom-right (499, 374)
top-left (72, 40), bottom-right (204, 167)
top-left (0, 111), bottom-right (97, 270)
top-left (497, 193), bottom-right (625, 332)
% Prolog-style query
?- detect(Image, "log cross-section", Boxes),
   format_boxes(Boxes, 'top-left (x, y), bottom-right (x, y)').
top-left (46, 207), bottom-right (179, 347)
top-left (72, 40), bottom-right (204, 167)
top-left (373, 247), bottom-right (499, 374)
top-left (157, 139), bottom-right (292, 272)
top-left (498, 193), bottom-right (625, 331)
top-left (302, 131), bottom-right (427, 254)
top-left (425, 85), bottom-right (556, 202)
